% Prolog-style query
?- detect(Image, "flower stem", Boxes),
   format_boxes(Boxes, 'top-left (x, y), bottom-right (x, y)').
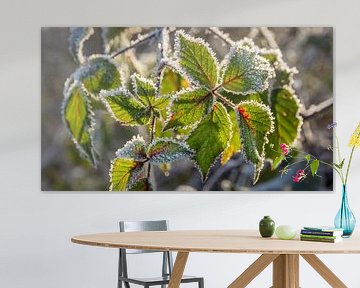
top-left (345, 145), bottom-right (356, 185)
top-left (290, 147), bottom-right (345, 183)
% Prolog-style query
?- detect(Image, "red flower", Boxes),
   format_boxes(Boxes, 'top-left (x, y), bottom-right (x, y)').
top-left (280, 143), bottom-right (289, 155)
top-left (293, 169), bottom-right (306, 183)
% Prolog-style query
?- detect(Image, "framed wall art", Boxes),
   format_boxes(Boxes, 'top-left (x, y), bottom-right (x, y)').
top-left (41, 27), bottom-right (333, 191)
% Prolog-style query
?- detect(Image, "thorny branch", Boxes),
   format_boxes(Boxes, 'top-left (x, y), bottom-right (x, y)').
top-left (301, 98), bottom-right (333, 120)
top-left (111, 28), bottom-right (163, 58)
top-left (259, 27), bottom-right (279, 49)
top-left (208, 27), bottom-right (234, 46)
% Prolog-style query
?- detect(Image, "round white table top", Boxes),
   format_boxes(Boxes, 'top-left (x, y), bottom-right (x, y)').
top-left (71, 230), bottom-right (360, 254)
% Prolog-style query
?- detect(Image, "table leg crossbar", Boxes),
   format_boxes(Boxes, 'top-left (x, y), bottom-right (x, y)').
top-left (226, 254), bottom-right (348, 288)
top-left (167, 252), bottom-right (348, 288)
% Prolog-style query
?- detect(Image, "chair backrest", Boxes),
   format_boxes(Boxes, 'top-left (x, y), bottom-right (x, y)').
top-left (119, 220), bottom-right (169, 254)
top-left (118, 220), bottom-right (173, 284)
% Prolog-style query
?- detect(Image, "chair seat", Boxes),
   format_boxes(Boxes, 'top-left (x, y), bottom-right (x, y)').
top-left (119, 275), bottom-right (202, 285)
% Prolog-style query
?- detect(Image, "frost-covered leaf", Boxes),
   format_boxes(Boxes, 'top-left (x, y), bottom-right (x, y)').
top-left (76, 55), bottom-right (122, 97)
top-left (260, 48), bottom-right (297, 90)
top-left (101, 88), bottom-right (151, 126)
top-left (62, 82), bottom-right (96, 165)
top-left (154, 119), bottom-right (173, 138)
top-left (175, 30), bottom-right (218, 88)
top-left (131, 73), bottom-right (170, 119)
top-left (219, 89), bottom-right (269, 106)
top-left (109, 158), bottom-right (144, 191)
top-left (128, 178), bottom-right (152, 191)
top-left (187, 103), bottom-right (232, 180)
top-left (68, 27), bottom-right (94, 64)
top-left (221, 43), bottom-right (274, 95)
top-left (236, 101), bottom-right (274, 183)
top-left (221, 110), bottom-right (242, 165)
top-left (131, 73), bottom-right (156, 106)
top-left (147, 138), bottom-right (193, 164)
top-left (160, 68), bottom-right (190, 95)
top-left (115, 135), bottom-right (147, 161)
top-left (265, 89), bottom-right (302, 163)
top-left (164, 87), bottom-right (214, 131)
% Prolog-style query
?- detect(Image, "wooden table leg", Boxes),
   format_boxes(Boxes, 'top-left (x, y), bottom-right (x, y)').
top-left (272, 254), bottom-right (299, 288)
top-left (168, 252), bottom-right (189, 288)
top-left (228, 254), bottom-right (279, 288)
top-left (301, 254), bottom-right (347, 288)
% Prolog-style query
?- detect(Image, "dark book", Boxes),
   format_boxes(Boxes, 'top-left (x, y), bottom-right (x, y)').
top-left (301, 229), bottom-right (343, 237)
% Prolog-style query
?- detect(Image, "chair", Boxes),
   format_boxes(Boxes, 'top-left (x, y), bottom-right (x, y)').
top-left (118, 220), bottom-right (204, 288)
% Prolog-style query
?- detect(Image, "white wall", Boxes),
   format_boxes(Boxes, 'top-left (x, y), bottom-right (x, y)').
top-left (1, 0), bottom-right (360, 287)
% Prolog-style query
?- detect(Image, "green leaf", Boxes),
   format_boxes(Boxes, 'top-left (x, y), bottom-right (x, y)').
top-left (131, 73), bottom-right (156, 106)
top-left (175, 30), bottom-right (218, 88)
top-left (305, 154), bottom-right (311, 164)
top-left (219, 89), bottom-right (270, 105)
top-left (109, 158), bottom-right (144, 191)
top-left (310, 159), bottom-right (320, 176)
top-left (221, 110), bottom-right (242, 165)
top-left (164, 87), bottom-right (214, 130)
top-left (187, 103), bottom-right (232, 180)
top-left (68, 27), bottom-right (94, 64)
top-left (101, 88), bottom-right (151, 126)
top-left (131, 73), bottom-right (170, 119)
top-left (62, 82), bottom-right (96, 165)
top-left (77, 56), bottom-right (122, 97)
top-left (115, 135), bottom-right (147, 161)
top-left (147, 138), bottom-right (193, 164)
top-left (265, 89), bottom-right (302, 163)
top-left (236, 101), bottom-right (274, 183)
top-left (221, 43), bottom-right (274, 95)
top-left (334, 158), bottom-right (345, 169)
top-left (272, 155), bottom-right (285, 169)
top-left (128, 178), bottom-right (152, 191)
top-left (160, 68), bottom-right (189, 95)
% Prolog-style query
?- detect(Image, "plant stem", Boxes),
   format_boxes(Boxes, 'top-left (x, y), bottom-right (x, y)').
top-left (111, 28), bottom-right (162, 58)
top-left (208, 27), bottom-right (234, 46)
top-left (290, 147), bottom-right (345, 183)
top-left (145, 27), bottom-right (167, 186)
top-left (213, 91), bottom-right (236, 108)
top-left (345, 145), bottom-right (356, 185)
top-left (146, 115), bottom-right (156, 180)
top-left (335, 135), bottom-right (345, 183)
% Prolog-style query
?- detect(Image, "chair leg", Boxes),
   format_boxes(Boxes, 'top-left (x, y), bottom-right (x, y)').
top-left (198, 278), bottom-right (204, 288)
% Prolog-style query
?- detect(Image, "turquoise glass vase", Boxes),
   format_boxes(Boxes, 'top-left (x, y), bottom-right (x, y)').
top-left (334, 185), bottom-right (356, 237)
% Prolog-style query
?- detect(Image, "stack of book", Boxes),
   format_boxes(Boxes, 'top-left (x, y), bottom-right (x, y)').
top-left (300, 226), bottom-right (344, 243)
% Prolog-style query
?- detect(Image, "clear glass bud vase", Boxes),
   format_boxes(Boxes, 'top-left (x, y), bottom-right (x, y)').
top-left (334, 185), bottom-right (356, 237)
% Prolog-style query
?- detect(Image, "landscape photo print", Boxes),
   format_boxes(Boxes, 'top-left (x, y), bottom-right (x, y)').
top-left (41, 27), bottom-right (333, 191)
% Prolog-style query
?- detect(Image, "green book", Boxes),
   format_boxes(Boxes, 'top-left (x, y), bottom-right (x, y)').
top-left (300, 236), bottom-right (342, 243)
top-left (300, 234), bottom-right (340, 240)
